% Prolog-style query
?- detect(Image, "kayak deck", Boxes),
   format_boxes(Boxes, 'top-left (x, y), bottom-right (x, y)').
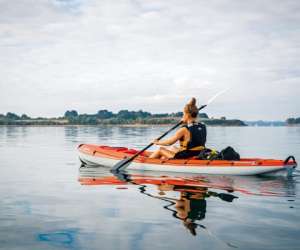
top-left (78, 144), bottom-right (297, 176)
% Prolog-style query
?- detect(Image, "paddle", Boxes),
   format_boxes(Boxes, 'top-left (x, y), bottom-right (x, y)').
top-left (111, 104), bottom-right (207, 173)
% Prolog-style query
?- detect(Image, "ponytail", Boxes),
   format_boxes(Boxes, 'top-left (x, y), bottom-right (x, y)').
top-left (184, 97), bottom-right (198, 118)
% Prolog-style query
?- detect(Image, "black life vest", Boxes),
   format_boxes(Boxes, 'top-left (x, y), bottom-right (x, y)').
top-left (180, 122), bottom-right (207, 150)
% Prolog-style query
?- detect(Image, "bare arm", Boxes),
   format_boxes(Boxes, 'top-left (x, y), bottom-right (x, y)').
top-left (154, 128), bottom-right (186, 146)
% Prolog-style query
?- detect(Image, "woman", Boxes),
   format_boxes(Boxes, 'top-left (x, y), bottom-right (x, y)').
top-left (149, 97), bottom-right (207, 159)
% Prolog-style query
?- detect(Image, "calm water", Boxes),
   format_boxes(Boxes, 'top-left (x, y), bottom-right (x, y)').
top-left (0, 126), bottom-right (299, 250)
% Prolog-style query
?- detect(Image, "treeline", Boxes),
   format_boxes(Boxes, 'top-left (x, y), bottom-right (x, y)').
top-left (64, 109), bottom-right (209, 125)
top-left (0, 112), bottom-right (65, 125)
top-left (0, 109), bottom-right (247, 126)
top-left (286, 117), bottom-right (300, 125)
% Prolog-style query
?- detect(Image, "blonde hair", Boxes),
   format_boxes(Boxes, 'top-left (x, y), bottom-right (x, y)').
top-left (184, 97), bottom-right (198, 118)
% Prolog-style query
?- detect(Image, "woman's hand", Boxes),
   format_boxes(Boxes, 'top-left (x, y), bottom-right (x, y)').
top-left (152, 139), bottom-right (160, 145)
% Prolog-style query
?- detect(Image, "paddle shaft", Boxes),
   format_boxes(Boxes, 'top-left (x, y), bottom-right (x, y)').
top-left (112, 105), bottom-right (207, 171)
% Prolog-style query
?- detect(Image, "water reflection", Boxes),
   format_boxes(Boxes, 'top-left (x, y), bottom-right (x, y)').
top-left (79, 167), bottom-right (297, 196)
top-left (137, 179), bottom-right (237, 237)
top-left (78, 167), bottom-right (298, 248)
top-left (4, 126), bottom-right (29, 140)
top-left (84, 168), bottom-right (266, 228)
top-left (78, 167), bottom-right (296, 249)
top-left (64, 126), bottom-right (79, 142)
top-left (78, 167), bottom-right (247, 247)
top-left (38, 229), bottom-right (79, 249)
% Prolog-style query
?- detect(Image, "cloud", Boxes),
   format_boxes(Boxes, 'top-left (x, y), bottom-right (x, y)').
top-left (0, 0), bottom-right (299, 119)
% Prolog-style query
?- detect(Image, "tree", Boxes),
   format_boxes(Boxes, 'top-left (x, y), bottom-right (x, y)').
top-left (64, 110), bottom-right (78, 119)
top-left (85, 117), bottom-right (97, 125)
top-left (199, 113), bottom-right (209, 119)
top-left (153, 113), bottom-right (169, 118)
top-left (6, 112), bottom-right (20, 120)
top-left (97, 110), bottom-right (113, 119)
top-left (173, 112), bottom-right (183, 117)
top-left (286, 118), bottom-right (296, 124)
top-left (21, 114), bottom-right (31, 120)
top-left (136, 110), bottom-right (151, 118)
top-left (117, 110), bottom-right (136, 119)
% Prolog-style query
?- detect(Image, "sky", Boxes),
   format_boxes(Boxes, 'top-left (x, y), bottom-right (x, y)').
top-left (0, 0), bottom-right (299, 120)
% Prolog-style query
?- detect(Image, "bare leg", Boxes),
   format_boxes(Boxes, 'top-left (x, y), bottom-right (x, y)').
top-left (160, 147), bottom-right (176, 159)
top-left (148, 149), bottom-right (161, 159)
top-left (149, 147), bottom-right (176, 159)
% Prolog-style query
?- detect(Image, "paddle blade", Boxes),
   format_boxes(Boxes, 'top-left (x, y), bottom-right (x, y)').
top-left (111, 158), bottom-right (131, 172)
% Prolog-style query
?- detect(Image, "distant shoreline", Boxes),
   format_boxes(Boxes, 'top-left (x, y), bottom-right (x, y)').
top-left (1, 123), bottom-right (298, 127)
top-left (2, 109), bottom-right (298, 126)
top-left (0, 112), bottom-right (247, 126)
top-left (0, 123), bottom-right (248, 127)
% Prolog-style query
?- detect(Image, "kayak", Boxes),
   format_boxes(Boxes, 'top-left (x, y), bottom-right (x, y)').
top-left (77, 144), bottom-right (297, 176)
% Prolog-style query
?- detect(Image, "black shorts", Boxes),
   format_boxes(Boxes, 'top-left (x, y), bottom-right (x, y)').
top-left (174, 150), bottom-right (201, 159)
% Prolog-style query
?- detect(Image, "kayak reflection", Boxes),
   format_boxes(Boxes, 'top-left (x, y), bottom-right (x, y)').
top-left (78, 166), bottom-right (296, 237)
